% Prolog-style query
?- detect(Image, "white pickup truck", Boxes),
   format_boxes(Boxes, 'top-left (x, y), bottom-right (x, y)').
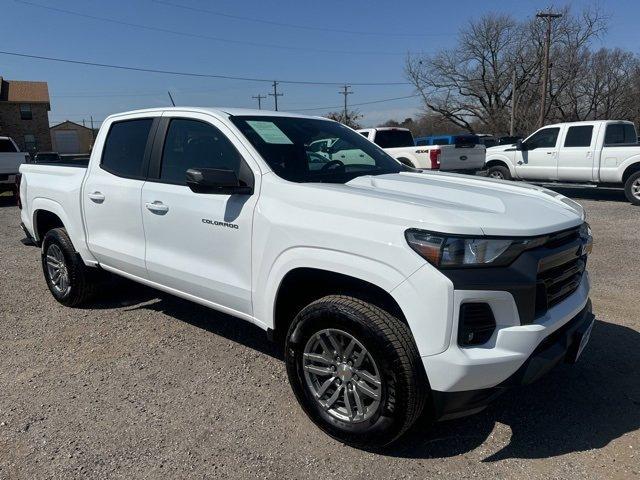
top-left (357, 127), bottom-right (486, 173)
top-left (0, 136), bottom-right (29, 194)
top-left (484, 120), bottom-right (640, 205)
top-left (19, 108), bottom-right (594, 448)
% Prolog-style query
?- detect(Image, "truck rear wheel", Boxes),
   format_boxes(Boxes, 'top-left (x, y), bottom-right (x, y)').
top-left (624, 171), bottom-right (640, 205)
top-left (285, 295), bottom-right (428, 448)
top-left (486, 164), bottom-right (511, 180)
top-left (41, 228), bottom-right (98, 307)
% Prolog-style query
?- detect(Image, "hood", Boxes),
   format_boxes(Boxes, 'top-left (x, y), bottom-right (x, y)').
top-left (322, 172), bottom-right (584, 236)
top-left (486, 144), bottom-right (518, 153)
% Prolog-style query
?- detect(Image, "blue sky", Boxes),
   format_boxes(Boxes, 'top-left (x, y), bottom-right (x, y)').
top-left (2, 0), bottom-right (639, 127)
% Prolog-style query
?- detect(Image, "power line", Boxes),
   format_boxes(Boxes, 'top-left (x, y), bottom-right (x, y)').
top-left (15, 0), bottom-right (408, 56)
top-left (152, 0), bottom-right (454, 38)
top-left (289, 94), bottom-right (420, 112)
top-left (0, 49), bottom-right (410, 86)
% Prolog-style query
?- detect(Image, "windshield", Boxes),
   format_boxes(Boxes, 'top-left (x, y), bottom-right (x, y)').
top-left (230, 116), bottom-right (405, 183)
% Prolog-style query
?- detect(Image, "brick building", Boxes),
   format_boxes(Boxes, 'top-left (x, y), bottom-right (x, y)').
top-left (0, 77), bottom-right (52, 153)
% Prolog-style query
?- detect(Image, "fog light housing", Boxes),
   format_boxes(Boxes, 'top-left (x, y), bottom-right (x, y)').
top-left (458, 303), bottom-right (496, 346)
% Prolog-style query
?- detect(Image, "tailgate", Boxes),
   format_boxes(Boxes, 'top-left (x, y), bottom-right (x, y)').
top-left (0, 153), bottom-right (28, 175)
top-left (438, 145), bottom-right (485, 171)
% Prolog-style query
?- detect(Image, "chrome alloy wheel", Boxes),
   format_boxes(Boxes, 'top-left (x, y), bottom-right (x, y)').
top-left (489, 170), bottom-right (505, 179)
top-left (632, 177), bottom-right (640, 200)
top-left (45, 244), bottom-right (71, 296)
top-left (302, 329), bottom-right (382, 423)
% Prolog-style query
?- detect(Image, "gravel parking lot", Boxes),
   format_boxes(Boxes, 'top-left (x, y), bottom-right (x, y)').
top-left (0, 188), bottom-right (638, 480)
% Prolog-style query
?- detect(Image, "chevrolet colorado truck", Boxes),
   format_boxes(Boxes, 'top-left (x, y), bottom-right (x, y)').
top-left (357, 127), bottom-right (486, 173)
top-left (19, 108), bottom-right (594, 448)
top-left (484, 120), bottom-right (640, 205)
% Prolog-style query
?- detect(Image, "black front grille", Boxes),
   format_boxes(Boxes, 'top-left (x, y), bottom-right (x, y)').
top-left (535, 255), bottom-right (586, 317)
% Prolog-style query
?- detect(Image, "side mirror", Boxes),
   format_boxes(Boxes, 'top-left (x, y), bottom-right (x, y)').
top-left (186, 168), bottom-right (253, 195)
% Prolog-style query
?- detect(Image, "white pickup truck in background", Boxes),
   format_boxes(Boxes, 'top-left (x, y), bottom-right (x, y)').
top-left (357, 127), bottom-right (485, 173)
top-left (19, 107), bottom-right (594, 448)
top-left (484, 120), bottom-right (640, 205)
top-left (0, 136), bottom-right (28, 194)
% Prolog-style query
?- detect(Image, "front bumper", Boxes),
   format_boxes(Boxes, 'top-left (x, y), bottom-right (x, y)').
top-left (430, 298), bottom-right (594, 420)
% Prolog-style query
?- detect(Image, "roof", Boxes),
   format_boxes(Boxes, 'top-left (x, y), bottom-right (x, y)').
top-left (103, 106), bottom-right (324, 122)
top-left (50, 120), bottom-right (94, 131)
top-left (543, 120), bottom-right (633, 128)
top-left (0, 77), bottom-right (50, 103)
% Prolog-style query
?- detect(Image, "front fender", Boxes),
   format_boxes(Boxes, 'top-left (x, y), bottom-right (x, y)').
top-left (257, 247), bottom-right (408, 330)
top-left (256, 247), bottom-right (453, 357)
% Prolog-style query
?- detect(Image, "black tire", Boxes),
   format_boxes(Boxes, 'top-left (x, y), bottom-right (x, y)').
top-left (41, 227), bottom-right (98, 307)
top-left (285, 295), bottom-right (429, 448)
top-left (486, 164), bottom-right (512, 180)
top-left (623, 171), bottom-right (640, 206)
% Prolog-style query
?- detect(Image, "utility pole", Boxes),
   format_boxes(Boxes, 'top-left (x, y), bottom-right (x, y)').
top-left (536, 10), bottom-right (562, 128)
top-left (339, 84), bottom-right (353, 125)
top-left (252, 94), bottom-right (267, 110)
top-left (90, 116), bottom-right (95, 144)
top-left (510, 67), bottom-right (517, 137)
top-left (269, 81), bottom-right (283, 111)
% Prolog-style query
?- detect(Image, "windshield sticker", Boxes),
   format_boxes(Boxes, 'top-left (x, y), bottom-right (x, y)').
top-left (246, 121), bottom-right (293, 144)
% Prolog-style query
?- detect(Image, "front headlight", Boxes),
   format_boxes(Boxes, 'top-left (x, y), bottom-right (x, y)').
top-left (405, 230), bottom-right (546, 268)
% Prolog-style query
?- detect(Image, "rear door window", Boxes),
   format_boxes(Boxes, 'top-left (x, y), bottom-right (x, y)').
top-left (101, 119), bottom-right (153, 178)
top-left (604, 123), bottom-right (637, 145)
top-left (564, 126), bottom-right (593, 147)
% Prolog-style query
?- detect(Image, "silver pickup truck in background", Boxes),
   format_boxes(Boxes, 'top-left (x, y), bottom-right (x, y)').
top-left (0, 136), bottom-right (29, 194)
top-left (357, 127), bottom-right (486, 173)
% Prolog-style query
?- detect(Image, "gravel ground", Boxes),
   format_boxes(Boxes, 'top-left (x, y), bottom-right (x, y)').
top-left (0, 188), bottom-right (638, 480)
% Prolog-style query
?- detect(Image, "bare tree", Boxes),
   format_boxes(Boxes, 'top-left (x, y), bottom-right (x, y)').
top-left (406, 6), bottom-right (612, 135)
top-left (325, 110), bottom-right (363, 129)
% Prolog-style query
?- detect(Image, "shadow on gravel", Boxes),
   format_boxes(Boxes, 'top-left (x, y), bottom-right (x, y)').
top-left (0, 194), bottom-right (18, 208)
top-left (80, 280), bottom-right (639, 460)
top-left (386, 317), bottom-right (640, 461)
top-left (87, 278), bottom-right (282, 360)
top-left (543, 186), bottom-right (628, 203)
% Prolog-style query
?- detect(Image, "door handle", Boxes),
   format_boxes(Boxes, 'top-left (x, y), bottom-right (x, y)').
top-left (546, 151), bottom-right (554, 155)
top-left (145, 201), bottom-right (169, 215)
top-left (87, 191), bottom-right (105, 203)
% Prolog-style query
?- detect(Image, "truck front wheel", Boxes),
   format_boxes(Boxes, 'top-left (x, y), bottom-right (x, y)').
top-left (285, 295), bottom-right (428, 448)
top-left (624, 171), bottom-right (640, 205)
top-left (41, 228), bottom-right (98, 307)
top-left (486, 164), bottom-right (512, 180)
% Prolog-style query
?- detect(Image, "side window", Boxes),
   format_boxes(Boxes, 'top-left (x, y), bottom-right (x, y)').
top-left (526, 128), bottom-right (560, 149)
top-left (160, 119), bottom-right (242, 185)
top-left (604, 123), bottom-right (637, 145)
top-left (0, 139), bottom-right (17, 152)
top-left (101, 118), bottom-right (153, 178)
top-left (20, 104), bottom-right (32, 120)
top-left (359, 131), bottom-right (369, 138)
top-left (564, 126), bottom-right (593, 147)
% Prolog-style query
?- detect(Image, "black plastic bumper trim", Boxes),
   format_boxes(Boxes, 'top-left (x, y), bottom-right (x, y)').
top-left (431, 300), bottom-right (594, 420)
